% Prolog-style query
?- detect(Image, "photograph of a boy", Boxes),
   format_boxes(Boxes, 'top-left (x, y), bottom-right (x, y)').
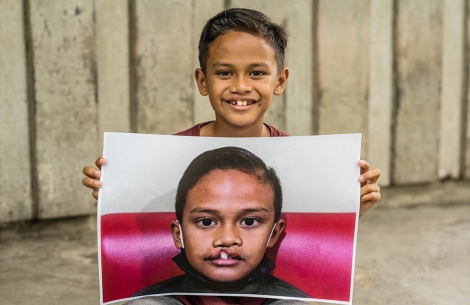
top-left (131, 146), bottom-right (310, 301)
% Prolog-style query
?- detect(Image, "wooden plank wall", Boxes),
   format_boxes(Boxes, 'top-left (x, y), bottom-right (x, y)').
top-left (0, 0), bottom-right (33, 222)
top-left (317, 0), bottom-right (370, 159)
top-left (28, 0), bottom-right (99, 219)
top-left (0, 0), bottom-right (469, 223)
top-left (394, 0), bottom-right (443, 184)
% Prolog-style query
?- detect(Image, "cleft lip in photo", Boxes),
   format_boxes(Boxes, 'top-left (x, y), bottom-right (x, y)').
top-left (206, 249), bottom-right (243, 266)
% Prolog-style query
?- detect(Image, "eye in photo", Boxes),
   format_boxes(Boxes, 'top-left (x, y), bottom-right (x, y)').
top-left (98, 133), bottom-right (361, 305)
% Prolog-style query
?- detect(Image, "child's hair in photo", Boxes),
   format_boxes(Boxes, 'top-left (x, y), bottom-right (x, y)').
top-left (175, 146), bottom-right (283, 222)
top-left (198, 8), bottom-right (289, 74)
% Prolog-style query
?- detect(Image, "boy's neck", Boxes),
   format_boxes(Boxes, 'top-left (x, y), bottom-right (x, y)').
top-left (200, 120), bottom-right (271, 137)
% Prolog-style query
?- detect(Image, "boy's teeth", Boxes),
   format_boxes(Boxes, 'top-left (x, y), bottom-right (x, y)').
top-left (220, 252), bottom-right (228, 260)
top-left (235, 101), bottom-right (248, 106)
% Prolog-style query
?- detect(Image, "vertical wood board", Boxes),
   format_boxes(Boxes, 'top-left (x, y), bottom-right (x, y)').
top-left (30, 0), bottom-right (99, 218)
top-left (96, 0), bottom-right (131, 146)
top-left (0, 0), bottom-right (33, 222)
top-left (285, 0), bottom-right (314, 136)
top-left (134, 0), bottom-right (194, 134)
top-left (394, 0), bottom-right (443, 184)
top-left (368, 0), bottom-right (394, 186)
top-left (317, 0), bottom-right (370, 158)
top-left (438, 0), bottom-right (466, 179)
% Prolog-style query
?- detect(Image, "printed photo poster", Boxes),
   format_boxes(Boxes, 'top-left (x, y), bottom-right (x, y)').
top-left (98, 133), bottom-right (362, 305)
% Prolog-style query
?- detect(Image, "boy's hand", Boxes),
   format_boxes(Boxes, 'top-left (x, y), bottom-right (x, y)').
top-left (82, 157), bottom-right (106, 200)
top-left (358, 160), bottom-right (381, 218)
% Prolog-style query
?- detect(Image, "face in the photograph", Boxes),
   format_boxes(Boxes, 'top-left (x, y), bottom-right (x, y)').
top-left (171, 169), bottom-right (285, 284)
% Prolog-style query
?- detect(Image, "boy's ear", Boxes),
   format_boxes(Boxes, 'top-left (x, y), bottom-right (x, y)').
top-left (170, 220), bottom-right (183, 249)
top-left (267, 219), bottom-right (285, 248)
top-left (195, 68), bottom-right (209, 96)
top-left (273, 67), bottom-right (289, 96)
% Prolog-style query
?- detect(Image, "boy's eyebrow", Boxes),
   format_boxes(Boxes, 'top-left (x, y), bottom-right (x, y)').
top-left (211, 62), bottom-right (271, 69)
top-left (189, 207), bottom-right (270, 216)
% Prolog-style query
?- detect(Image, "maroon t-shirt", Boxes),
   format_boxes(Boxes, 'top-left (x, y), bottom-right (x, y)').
top-left (174, 121), bottom-right (288, 137)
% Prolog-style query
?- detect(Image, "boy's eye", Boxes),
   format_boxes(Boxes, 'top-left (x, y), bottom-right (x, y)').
top-left (250, 71), bottom-right (264, 76)
top-left (241, 218), bottom-right (260, 227)
top-left (217, 71), bottom-right (232, 76)
top-left (197, 218), bottom-right (216, 227)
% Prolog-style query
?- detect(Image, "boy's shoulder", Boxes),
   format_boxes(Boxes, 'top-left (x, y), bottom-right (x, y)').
top-left (174, 122), bottom-right (289, 137)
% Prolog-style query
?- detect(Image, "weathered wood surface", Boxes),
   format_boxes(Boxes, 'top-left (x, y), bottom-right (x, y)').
top-left (134, 0), bottom-right (193, 134)
top-left (285, 0), bottom-right (315, 136)
top-left (438, 0), bottom-right (466, 179)
top-left (229, 0), bottom-right (287, 131)
top-left (317, 0), bottom-right (370, 158)
top-left (30, 0), bottom-right (99, 219)
top-left (394, 0), bottom-right (443, 184)
top-left (367, 0), bottom-right (394, 186)
top-left (0, 0), bottom-right (33, 223)
top-left (2, 1), bottom-right (470, 224)
top-left (96, 0), bottom-right (131, 145)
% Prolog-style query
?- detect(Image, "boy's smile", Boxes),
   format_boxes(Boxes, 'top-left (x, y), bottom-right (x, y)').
top-left (195, 31), bottom-right (289, 137)
top-left (171, 169), bottom-right (284, 286)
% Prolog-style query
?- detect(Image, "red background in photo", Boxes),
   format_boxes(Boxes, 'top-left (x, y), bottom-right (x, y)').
top-left (101, 212), bottom-right (356, 303)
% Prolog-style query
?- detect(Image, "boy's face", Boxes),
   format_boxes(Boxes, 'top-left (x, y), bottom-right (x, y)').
top-left (171, 169), bottom-right (285, 283)
top-left (195, 31), bottom-right (289, 131)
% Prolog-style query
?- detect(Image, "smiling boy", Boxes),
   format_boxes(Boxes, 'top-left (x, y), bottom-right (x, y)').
top-left (83, 8), bottom-right (380, 216)
top-left (84, 7), bottom-right (380, 305)
top-left (130, 147), bottom-right (309, 304)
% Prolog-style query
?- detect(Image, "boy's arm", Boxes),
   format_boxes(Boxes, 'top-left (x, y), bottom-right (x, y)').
top-left (358, 160), bottom-right (381, 218)
top-left (82, 157), bottom-right (106, 199)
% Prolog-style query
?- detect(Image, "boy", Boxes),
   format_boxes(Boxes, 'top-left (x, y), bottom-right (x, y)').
top-left (128, 147), bottom-right (309, 304)
top-left (84, 7), bottom-right (380, 304)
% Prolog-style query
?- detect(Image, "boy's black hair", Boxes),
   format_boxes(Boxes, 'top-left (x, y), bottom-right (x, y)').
top-left (175, 146), bottom-right (282, 222)
top-left (198, 8), bottom-right (288, 74)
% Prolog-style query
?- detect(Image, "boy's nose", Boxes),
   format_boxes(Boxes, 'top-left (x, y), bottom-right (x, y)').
top-left (213, 225), bottom-right (242, 247)
top-left (229, 76), bottom-right (252, 94)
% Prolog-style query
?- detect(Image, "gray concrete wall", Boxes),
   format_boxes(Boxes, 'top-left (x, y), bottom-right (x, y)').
top-left (0, 0), bottom-right (469, 223)
top-left (0, 0), bottom-right (33, 223)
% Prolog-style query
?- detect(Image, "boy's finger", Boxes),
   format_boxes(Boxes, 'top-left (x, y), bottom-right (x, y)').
top-left (360, 168), bottom-right (381, 184)
top-left (95, 157), bottom-right (106, 169)
top-left (92, 190), bottom-right (99, 200)
top-left (82, 166), bottom-right (101, 178)
top-left (82, 177), bottom-right (102, 188)
top-left (360, 183), bottom-right (380, 197)
top-left (360, 192), bottom-right (381, 205)
top-left (358, 160), bottom-right (370, 175)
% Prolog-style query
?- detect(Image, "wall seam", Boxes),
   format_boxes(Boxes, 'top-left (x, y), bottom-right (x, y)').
top-left (128, 0), bottom-right (137, 133)
top-left (22, 0), bottom-right (39, 220)
top-left (461, 0), bottom-right (469, 178)
top-left (390, 0), bottom-right (399, 186)
top-left (311, 0), bottom-right (319, 135)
